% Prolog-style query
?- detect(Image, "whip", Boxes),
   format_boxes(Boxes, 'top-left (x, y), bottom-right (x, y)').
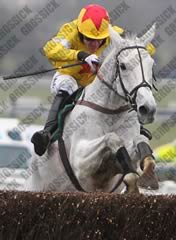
top-left (3, 62), bottom-right (85, 80)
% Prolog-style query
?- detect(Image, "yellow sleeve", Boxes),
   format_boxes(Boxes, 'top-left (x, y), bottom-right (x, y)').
top-left (112, 25), bottom-right (124, 35)
top-left (146, 42), bottom-right (156, 56)
top-left (43, 21), bottom-right (80, 61)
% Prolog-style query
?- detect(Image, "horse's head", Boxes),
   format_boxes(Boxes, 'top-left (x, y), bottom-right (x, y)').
top-left (106, 24), bottom-right (157, 124)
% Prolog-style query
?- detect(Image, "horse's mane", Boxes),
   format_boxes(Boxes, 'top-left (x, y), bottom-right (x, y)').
top-left (123, 31), bottom-right (138, 41)
top-left (100, 30), bottom-right (141, 63)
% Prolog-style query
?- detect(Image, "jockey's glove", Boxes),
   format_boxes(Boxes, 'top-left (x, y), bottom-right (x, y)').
top-left (77, 51), bottom-right (99, 73)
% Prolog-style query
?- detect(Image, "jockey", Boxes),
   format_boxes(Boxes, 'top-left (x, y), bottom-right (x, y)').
top-left (31, 4), bottom-right (156, 156)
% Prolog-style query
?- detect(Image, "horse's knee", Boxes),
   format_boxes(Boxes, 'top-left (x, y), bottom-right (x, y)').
top-left (72, 156), bottom-right (95, 179)
top-left (104, 132), bottom-right (122, 152)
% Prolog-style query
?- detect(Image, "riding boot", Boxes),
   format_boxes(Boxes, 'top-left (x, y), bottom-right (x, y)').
top-left (31, 90), bottom-right (69, 156)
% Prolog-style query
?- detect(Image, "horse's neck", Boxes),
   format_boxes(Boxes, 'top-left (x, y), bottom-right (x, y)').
top-left (83, 44), bottom-right (127, 109)
top-left (83, 76), bottom-right (126, 109)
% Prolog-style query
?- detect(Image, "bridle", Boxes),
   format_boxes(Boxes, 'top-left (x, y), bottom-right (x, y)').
top-left (97, 45), bottom-right (157, 111)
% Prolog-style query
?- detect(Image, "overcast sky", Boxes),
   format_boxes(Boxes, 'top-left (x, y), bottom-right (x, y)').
top-left (0, 0), bottom-right (176, 77)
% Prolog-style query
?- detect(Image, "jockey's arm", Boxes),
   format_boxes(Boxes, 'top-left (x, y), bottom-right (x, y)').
top-left (43, 21), bottom-right (80, 62)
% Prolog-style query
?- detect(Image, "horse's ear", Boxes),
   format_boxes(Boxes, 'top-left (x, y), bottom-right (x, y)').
top-left (140, 23), bottom-right (156, 46)
top-left (108, 25), bottom-right (124, 45)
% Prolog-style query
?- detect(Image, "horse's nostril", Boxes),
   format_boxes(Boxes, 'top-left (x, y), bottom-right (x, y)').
top-left (139, 106), bottom-right (148, 115)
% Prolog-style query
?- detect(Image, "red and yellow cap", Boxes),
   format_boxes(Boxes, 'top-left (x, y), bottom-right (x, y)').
top-left (77, 4), bottom-right (110, 40)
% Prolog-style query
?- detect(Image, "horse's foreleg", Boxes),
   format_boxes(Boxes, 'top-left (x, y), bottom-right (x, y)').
top-left (123, 173), bottom-right (140, 194)
top-left (93, 147), bottom-right (139, 192)
top-left (137, 142), bottom-right (159, 190)
top-left (91, 149), bottom-right (123, 190)
top-left (71, 132), bottom-right (123, 179)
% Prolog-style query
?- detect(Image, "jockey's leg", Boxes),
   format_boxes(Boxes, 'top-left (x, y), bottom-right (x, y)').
top-left (44, 90), bottom-right (69, 133)
top-left (31, 73), bottom-right (78, 156)
top-left (31, 91), bottom-right (69, 156)
top-left (137, 141), bottom-right (159, 189)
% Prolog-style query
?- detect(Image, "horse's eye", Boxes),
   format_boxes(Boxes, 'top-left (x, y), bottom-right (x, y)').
top-left (120, 63), bottom-right (126, 71)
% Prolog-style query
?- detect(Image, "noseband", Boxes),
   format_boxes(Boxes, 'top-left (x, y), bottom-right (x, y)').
top-left (97, 46), bottom-right (157, 111)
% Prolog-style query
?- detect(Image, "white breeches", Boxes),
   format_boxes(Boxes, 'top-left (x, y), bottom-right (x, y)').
top-left (50, 72), bottom-right (79, 95)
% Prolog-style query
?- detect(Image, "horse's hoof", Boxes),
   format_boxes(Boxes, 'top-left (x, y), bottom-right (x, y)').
top-left (123, 173), bottom-right (140, 194)
top-left (138, 172), bottom-right (159, 190)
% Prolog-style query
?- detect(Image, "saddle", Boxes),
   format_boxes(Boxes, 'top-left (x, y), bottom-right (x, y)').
top-left (60, 87), bottom-right (84, 109)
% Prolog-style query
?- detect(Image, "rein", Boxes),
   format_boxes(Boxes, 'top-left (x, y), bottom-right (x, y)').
top-left (76, 100), bottom-right (130, 114)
